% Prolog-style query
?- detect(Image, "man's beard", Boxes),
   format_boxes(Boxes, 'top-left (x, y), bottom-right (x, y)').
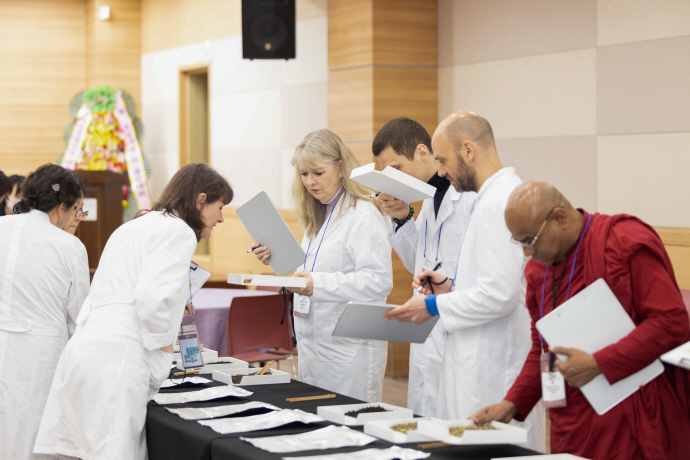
top-left (451, 155), bottom-right (478, 192)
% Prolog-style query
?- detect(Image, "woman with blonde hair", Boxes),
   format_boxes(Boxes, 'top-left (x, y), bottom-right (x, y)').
top-left (252, 129), bottom-right (393, 401)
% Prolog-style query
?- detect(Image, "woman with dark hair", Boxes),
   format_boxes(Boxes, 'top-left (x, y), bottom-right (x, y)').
top-left (35, 163), bottom-right (233, 460)
top-left (0, 164), bottom-right (90, 460)
top-left (2, 174), bottom-right (26, 216)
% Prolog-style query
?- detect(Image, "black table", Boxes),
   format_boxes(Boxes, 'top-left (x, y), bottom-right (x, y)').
top-left (147, 372), bottom-right (541, 460)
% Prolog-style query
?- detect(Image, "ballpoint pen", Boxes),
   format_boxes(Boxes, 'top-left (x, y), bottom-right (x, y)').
top-left (418, 261), bottom-right (443, 292)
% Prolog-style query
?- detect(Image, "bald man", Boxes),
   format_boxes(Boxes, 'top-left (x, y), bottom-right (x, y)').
top-left (384, 111), bottom-right (544, 450)
top-left (471, 182), bottom-right (690, 460)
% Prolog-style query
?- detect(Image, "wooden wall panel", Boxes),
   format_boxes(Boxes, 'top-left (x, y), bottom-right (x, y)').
top-left (86, 0), bottom-right (142, 106)
top-left (0, 107), bottom-right (69, 155)
top-left (373, 0), bottom-right (437, 66)
top-left (327, 0), bottom-right (373, 70)
top-left (0, 0), bottom-right (86, 58)
top-left (345, 143), bottom-right (374, 169)
top-left (328, 67), bottom-right (373, 142)
top-left (373, 67), bottom-right (438, 137)
top-left (0, 57), bottom-right (85, 107)
top-left (657, 227), bottom-right (690, 290)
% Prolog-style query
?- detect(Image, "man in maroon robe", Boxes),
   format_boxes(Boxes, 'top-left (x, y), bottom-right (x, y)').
top-left (471, 182), bottom-right (690, 459)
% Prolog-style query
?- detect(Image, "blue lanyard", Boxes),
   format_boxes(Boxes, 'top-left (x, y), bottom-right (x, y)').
top-left (303, 201), bottom-right (338, 272)
top-left (423, 220), bottom-right (444, 264)
top-left (538, 213), bottom-right (592, 350)
top-left (451, 200), bottom-right (477, 286)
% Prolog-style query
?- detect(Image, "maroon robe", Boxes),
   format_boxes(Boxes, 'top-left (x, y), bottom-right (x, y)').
top-left (505, 210), bottom-right (690, 460)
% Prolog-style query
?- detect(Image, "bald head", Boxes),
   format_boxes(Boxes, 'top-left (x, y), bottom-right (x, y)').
top-left (435, 110), bottom-right (495, 152)
top-left (505, 182), bottom-right (584, 265)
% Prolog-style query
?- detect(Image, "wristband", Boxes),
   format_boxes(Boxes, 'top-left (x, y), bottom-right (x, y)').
top-left (392, 205), bottom-right (414, 226)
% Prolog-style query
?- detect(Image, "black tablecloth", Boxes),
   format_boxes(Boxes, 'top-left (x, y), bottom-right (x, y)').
top-left (147, 371), bottom-right (541, 460)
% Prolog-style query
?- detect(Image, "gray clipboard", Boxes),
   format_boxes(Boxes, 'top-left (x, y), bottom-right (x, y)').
top-left (536, 278), bottom-right (664, 415)
top-left (236, 191), bottom-right (305, 275)
top-left (332, 302), bottom-right (440, 343)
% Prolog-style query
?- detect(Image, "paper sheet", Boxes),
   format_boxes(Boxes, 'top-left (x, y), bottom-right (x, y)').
top-left (241, 425), bottom-right (376, 453)
top-left (188, 262), bottom-right (211, 302)
top-left (281, 446), bottom-right (430, 460)
top-left (166, 401), bottom-right (281, 420)
top-left (153, 385), bottom-right (252, 404)
top-left (160, 377), bottom-right (213, 388)
top-left (198, 409), bottom-right (323, 435)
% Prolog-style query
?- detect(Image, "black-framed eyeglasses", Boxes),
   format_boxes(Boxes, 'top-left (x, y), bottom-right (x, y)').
top-left (75, 208), bottom-right (88, 219)
top-left (511, 205), bottom-right (564, 251)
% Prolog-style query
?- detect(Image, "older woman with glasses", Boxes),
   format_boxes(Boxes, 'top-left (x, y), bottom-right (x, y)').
top-left (0, 164), bottom-right (90, 460)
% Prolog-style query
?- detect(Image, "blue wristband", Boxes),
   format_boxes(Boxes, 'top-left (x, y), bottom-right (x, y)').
top-left (425, 295), bottom-right (439, 316)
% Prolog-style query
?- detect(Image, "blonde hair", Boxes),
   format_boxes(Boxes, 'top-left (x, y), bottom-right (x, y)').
top-left (291, 129), bottom-right (383, 238)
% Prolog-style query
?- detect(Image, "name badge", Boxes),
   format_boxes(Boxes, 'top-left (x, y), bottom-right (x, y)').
top-left (540, 352), bottom-right (567, 409)
top-left (293, 294), bottom-right (310, 318)
top-left (178, 324), bottom-right (204, 369)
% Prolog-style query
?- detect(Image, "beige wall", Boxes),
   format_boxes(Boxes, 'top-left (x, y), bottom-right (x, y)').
top-left (438, 0), bottom-right (690, 287)
top-left (0, 0), bottom-right (141, 177)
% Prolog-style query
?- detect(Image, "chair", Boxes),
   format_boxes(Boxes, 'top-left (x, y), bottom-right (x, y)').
top-left (225, 294), bottom-right (297, 376)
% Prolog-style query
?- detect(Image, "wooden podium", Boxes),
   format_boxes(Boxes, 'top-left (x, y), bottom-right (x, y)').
top-left (73, 170), bottom-right (130, 274)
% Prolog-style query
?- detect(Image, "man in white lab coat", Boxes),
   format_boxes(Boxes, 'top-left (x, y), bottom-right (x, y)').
top-left (385, 111), bottom-right (545, 451)
top-left (372, 117), bottom-right (476, 417)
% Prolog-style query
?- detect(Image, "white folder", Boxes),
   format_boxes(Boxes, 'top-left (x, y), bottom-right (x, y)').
top-left (332, 302), bottom-right (439, 343)
top-left (660, 340), bottom-right (690, 370)
top-left (188, 262), bottom-right (210, 302)
top-left (536, 278), bottom-right (664, 415)
top-left (350, 163), bottom-right (436, 204)
top-left (236, 191), bottom-right (305, 275)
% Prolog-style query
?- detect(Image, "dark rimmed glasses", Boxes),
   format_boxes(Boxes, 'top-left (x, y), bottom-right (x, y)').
top-left (75, 208), bottom-right (89, 219)
top-left (511, 205), bottom-right (564, 251)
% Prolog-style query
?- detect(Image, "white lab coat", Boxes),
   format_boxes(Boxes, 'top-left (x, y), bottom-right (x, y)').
top-left (387, 186), bottom-right (476, 416)
top-left (0, 211), bottom-right (90, 460)
top-left (435, 168), bottom-right (545, 451)
top-left (295, 193), bottom-right (393, 402)
top-left (34, 211), bottom-right (197, 460)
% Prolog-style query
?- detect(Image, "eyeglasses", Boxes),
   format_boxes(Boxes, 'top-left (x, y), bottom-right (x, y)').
top-left (511, 205), bottom-right (564, 251)
top-left (75, 208), bottom-right (89, 219)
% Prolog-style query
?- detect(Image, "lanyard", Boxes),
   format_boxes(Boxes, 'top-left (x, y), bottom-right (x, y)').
top-left (423, 220), bottom-right (444, 264)
top-left (538, 213), bottom-right (592, 350)
top-left (451, 200), bottom-right (477, 286)
top-left (303, 201), bottom-right (338, 273)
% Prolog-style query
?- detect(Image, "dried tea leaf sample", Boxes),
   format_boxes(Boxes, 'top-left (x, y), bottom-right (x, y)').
top-left (448, 423), bottom-right (496, 437)
top-left (389, 422), bottom-right (417, 434)
top-left (344, 406), bottom-right (391, 418)
top-left (231, 370), bottom-right (272, 384)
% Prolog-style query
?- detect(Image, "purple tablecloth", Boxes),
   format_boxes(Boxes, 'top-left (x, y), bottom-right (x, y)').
top-left (182, 289), bottom-right (274, 355)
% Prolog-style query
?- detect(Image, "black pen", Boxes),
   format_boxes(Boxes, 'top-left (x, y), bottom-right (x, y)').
top-left (418, 261), bottom-right (443, 291)
top-left (369, 192), bottom-right (380, 199)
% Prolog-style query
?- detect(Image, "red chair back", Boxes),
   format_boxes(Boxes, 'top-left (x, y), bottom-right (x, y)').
top-left (225, 294), bottom-right (293, 356)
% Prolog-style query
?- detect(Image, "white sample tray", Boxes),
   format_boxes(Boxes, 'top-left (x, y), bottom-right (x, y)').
top-left (227, 274), bottom-right (307, 288)
top-left (416, 419), bottom-right (526, 445)
top-left (212, 368), bottom-right (291, 386)
top-left (364, 417), bottom-right (436, 443)
top-left (317, 403), bottom-right (413, 426)
top-left (176, 356), bottom-right (249, 373)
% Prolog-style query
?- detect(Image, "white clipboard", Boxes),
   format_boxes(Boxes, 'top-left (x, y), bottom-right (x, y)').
top-left (661, 340), bottom-right (690, 370)
top-left (350, 163), bottom-right (436, 204)
top-left (536, 278), bottom-right (664, 415)
top-left (236, 191), bottom-right (305, 276)
top-left (332, 302), bottom-right (439, 343)
top-left (188, 262), bottom-right (210, 302)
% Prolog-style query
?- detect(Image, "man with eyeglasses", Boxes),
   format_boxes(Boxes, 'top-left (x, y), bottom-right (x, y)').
top-left (384, 111), bottom-right (544, 451)
top-left (471, 181), bottom-right (690, 460)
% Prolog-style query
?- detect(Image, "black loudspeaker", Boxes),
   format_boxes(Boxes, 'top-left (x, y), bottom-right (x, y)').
top-left (242, 0), bottom-right (296, 60)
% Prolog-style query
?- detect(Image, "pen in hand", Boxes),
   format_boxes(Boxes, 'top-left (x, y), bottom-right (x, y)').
top-left (418, 261), bottom-right (443, 292)
top-left (247, 248), bottom-right (254, 253)
top-left (369, 192), bottom-right (380, 199)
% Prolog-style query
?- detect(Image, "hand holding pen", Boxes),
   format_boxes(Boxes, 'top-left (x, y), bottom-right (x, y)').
top-left (413, 264), bottom-right (452, 295)
top-left (248, 242), bottom-right (271, 265)
top-left (417, 261), bottom-right (442, 292)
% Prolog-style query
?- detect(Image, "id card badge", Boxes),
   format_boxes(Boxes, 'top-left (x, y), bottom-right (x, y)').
top-left (293, 294), bottom-right (310, 318)
top-left (540, 352), bottom-right (567, 408)
top-left (178, 324), bottom-right (204, 369)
